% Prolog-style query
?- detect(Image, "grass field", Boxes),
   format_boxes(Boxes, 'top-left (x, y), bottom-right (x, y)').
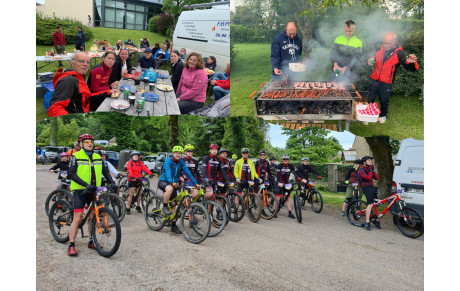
top-left (231, 43), bottom-right (424, 140)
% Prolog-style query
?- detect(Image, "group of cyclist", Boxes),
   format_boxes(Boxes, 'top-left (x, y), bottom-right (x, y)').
top-left (48, 133), bottom-right (379, 256)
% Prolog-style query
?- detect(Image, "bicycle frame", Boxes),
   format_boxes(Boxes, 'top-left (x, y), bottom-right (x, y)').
top-left (257, 181), bottom-right (272, 206)
top-left (278, 183), bottom-right (293, 207)
top-left (77, 187), bottom-right (111, 238)
top-left (354, 192), bottom-right (403, 219)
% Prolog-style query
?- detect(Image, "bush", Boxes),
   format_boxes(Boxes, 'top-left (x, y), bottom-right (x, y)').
top-left (36, 13), bottom-right (93, 46)
top-left (156, 14), bottom-right (173, 36)
top-left (139, 140), bottom-right (151, 152)
top-left (231, 24), bottom-right (275, 43)
top-left (148, 15), bottom-right (161, 33)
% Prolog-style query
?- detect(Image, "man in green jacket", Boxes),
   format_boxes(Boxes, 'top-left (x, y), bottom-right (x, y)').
top-left (234, 148), bottom-right (262, 197)
top-left (329, 20), bottom-right (363, 84)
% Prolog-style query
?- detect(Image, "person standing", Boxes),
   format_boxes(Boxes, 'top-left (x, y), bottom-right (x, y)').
top-left (53, 25), bottom-right (66, 66)
top-left (329, 20), bottom-right (363, 84)
top-left (368, 32), bottom-right (419, 123)
top-left (270, 22), bottom-right (302, 81)
top-left (74, 26), bottom-right (86, 51)
top-left (358, 156), bottom-right (379, 231)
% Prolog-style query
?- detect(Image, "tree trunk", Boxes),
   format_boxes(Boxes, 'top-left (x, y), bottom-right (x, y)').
top-left (365, 136), bottom-right (395, 199)
top-left (49, 117), bottom-right (58, 146)
top-left (286, 0), bottom-right (313, 59)
top-left (169, 115), bottom-right (179, 148)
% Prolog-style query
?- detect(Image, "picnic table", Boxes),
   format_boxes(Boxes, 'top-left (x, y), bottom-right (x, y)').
top-left (95, 69), bottom-right (180, 116)
top-left (36, 53), bottom-right (103, 76)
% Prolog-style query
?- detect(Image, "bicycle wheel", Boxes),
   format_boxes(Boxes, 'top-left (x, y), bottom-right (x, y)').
top-left (207, 200), bottom-right (227, 237)
top-left (310, 191), bottom-right (323, 213)
top-left (45, 189), bottom-right (73, 216)
top-left (119, 185), bottom-right (130, 201)
top-left (215, 195), bottom-right (230, 226)
top-left (246, 192), bottom-right (262, 223)
top-left (100, 193), bottom-right (126, 223)
top-left (395, 207), bottom-right (424, 238)
top-left (346, 200), bottom-right (368, 227)
top-left (48, 199), bottom-right (73, 243)
top-left (118, 176), bottom-right (128, 186)
top-left (144, 196), bottom-right (166, 231)
top-left (141, 188), bottom-right (155, 211)
top-left (180, 202), bottom-right (211, 244)
top-left (227, 190), bottom-right (245, 222)
top-left (293, 193), bottom-right (302, 223)
top-left (91, 207), bottom-right (121, 257)
top-left (261, 191), bottom-right (278, 220)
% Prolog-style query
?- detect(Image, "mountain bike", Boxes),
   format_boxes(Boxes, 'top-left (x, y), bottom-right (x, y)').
top-left (237, 180), bottom-right (262, 223)
top-left (346, 190), bottom-right (424, 238)
top-left (225, 182), bottom-right (245, 222)
top-left (45, 170), bottom-right (73, 216)
top-left (194, 186), bottom-right (227, 237)
top-left (298, 179), bottom-right (323, 213)
top-left (144, 185), bottom-right (211, 244)
top-left (48, 187), bottom-right (122, 257)
top-left (118, 176), bottom-right (155, 211)
top-left (257, 181), bottom-right (278, 220)
top-left (276, 183), bottom-right (302, 223)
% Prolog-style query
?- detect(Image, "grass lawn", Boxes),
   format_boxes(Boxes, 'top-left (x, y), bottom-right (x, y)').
top-left (231, 43), bottom-right (423, 140)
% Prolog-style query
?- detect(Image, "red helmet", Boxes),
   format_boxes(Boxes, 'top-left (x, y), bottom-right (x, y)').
top-left (78, 134), bottom-right (94, 142)
top-left (209, 143), bottom-right (219, 149)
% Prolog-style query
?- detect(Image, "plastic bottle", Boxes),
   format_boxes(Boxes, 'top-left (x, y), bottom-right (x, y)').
top-left (135, 63), bottom-right (142, 78)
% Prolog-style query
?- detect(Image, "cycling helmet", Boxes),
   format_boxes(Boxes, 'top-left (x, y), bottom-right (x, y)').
top-left (301, 157), bottom-right (309, 161)
top-left (130, 150), bottom-right (141, 157)
top-left (172, 145), bottom-right (184, 153)
top-left (99, 150), bottom-right (107, 156)
top-left (209, 143), bottom-right (219, 149)
top-left (184, 144), bottom-right (194, 151)
top-left (282, 154), bottom-right (290, 160)
top-left (78, 133), bottom-right (94, 142)
top-left (232, 154), bottom-right (237, 159)
top-left (241, 147), bottom-right (249, 153)
top-left (259, 149), bottom-right (266, 154)
top-left (362, 155), bottom-right (373, 161)
top-left (269, 156), bottom-right (276, 161)
top-left (354, 159), bottom-right (363, 165)
top-left (219, 148), bottom-right (229, 153)
top-left (60, 152), bottom-right (68, 157)
top-left (73, 142), bottom-right (79, 146)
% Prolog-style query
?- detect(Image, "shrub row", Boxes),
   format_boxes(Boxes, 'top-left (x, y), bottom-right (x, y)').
top-left (36, 13), bottom-right (93, 46)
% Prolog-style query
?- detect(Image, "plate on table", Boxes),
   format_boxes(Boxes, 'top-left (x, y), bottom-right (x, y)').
top-left (156, 84), bottom-right (173, 92)
top-left (111, 100), bottom-right (130, 110)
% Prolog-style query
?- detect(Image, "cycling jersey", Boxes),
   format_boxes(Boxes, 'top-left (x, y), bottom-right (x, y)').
top-left (218, 157), bottom-right (234, 182)
top-left (234, 158), bottom-right (258, 181)
top-left (127, 160), bottom-right (152, 181)
top-left (49, 161), bottom-right (69, 179)
top-left (255, 159), bottom-right (271, 181)
top-left (276, 163), bottom-right (298, 184)
top-left (295, 164), bottom-right (319, 181)
top-left (202, 154), bottom-right (227, 182)
top-left (182, 156), bottom-right (201, 184)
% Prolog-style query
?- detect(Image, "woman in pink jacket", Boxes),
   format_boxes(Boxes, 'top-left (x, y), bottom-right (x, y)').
top-left (176, 52), bottom-right (208, 114)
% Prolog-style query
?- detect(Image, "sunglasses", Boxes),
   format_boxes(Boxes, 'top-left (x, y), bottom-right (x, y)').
top-left (77, 59), bottom-right (91, 64)
top-left (186, 150), bottom-right (194, 153)
top-left (83, 140), bottom-right (94, 144)
top-left (260, 154), bottom-right (266, 156)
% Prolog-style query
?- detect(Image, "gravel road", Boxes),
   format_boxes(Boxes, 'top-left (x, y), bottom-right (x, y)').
top-left (36, 165), bottom-right (423, 290)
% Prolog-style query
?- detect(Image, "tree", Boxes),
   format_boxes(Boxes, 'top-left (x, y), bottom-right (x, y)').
top-left (162, 0), bottom-right (213, 25)
top-left (49, 117), bottom-right (58, 146)
top-left (169, 115), bottom-right (179, 148)
top-left (222, 117), bottom-right (268, 157)
top-left (365, 136), bottom-right (395, 199)
top-left (282, 126), bottom-right (343, 163)
top-left (37, 118), bottom-right (80, 146)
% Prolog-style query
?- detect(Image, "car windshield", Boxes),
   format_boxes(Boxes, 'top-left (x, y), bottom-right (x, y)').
top-left (45, 147), bottom-right (60, 152)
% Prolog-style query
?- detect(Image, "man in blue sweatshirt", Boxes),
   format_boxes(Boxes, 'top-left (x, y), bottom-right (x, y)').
top-left (271, 22), bottom-right (303, 81)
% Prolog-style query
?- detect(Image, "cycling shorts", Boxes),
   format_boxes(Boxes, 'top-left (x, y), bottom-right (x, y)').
top-left (236, 181), bottom-right (251, 193)
top-left (128, 179), bottom-right (142, 188)
top-left (362, 186), bottom-right (377, 206)
top-left (73, 190), bottom-right (96, 212)
top-left (275, 185), bottom-right (292, 197)
top-left (158, 181), bottom-right (177, 200)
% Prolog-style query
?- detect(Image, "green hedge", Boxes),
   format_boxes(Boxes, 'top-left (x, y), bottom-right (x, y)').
top-left (231, 24), bottom-right (278, 43)
top-left (36, 13), bottom-right (93, 46)
top-left (148, 15), bottom-right (161, 33)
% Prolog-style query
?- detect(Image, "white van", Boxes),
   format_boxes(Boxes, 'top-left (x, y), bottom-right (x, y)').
top-left (172, 5), bottom-right (230, 72)
top-left (392, 138), bottom-right (424, 216)
top-left (94, 140), bottom-right (109, 146)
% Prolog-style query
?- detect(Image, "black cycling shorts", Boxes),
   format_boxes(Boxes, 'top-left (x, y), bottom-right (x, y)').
top-left (275, 185), bottom-right (292, 197)
top-left (128, 179), bottom-right (142, 188)
top-left (158, 181), bottom-right (177, 200)
top-left (362, 186), bottom-right (377, 206)
top-left (73, 190), bottom-right (96, 212)
top-left (237, 181), bottom-right (250, 193)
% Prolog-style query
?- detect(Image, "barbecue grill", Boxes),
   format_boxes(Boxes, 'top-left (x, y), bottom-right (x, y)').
top-left (252, 81), bottom-right (364, 122)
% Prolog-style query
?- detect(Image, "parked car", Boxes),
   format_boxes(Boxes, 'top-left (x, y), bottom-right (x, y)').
top-left (94, 140), bottom-right (110, 146)
top-left (44, 146), bottom-right (70, 162)
top-left (143, 156), bottom-right (157, 173)
top-left (106, 151), bottom-right (119, 168)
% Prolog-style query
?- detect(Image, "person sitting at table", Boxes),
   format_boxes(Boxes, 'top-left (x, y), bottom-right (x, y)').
top-left (152, 43), bottom-right (160, 55)
top-left (48, 52), bottom-right (115, 117)
top-left (205, 56), bottom-right (217, 71)
top-left (116, 40), bottom-right (123, 50)
top-left (108, 47), bottom-right (132, 87)
top-left (170, 50), bottom-right (184, 93)
top-left (211, 62), bottom-right (230, 80)
top-left (124, 39), bottom-right (137, 48)
top-left (138, 48), bottom-right (155, 69)
top-left (164, 39), bottom-right (171, 51)
top-left (210, 78), bottom-right (230, 101)
top-left (140, 37), bottom-right (150, 49)
top-left (176, 52), bottom-right (208, 114)
top-left (154, 44), bottom-right (170, 69)
top-left (87, 51), bottom-right (118, 110)
top-left (180, 48), bottom-right (187, 60)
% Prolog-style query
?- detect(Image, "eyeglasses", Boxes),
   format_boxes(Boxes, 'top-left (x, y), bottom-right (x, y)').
top-left (76, 59), bottom-right (91, 64)
top-left (260, 154), bottom-right (266, 156)
top-left (83, 140), bottom-right (94, 144)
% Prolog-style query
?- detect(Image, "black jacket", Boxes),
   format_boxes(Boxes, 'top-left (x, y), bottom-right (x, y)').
top-left (109, 56), bottom-right (132, 86)
top-left (50, 161), bottom-right (70, 179)
top-left (171, 60), bottom-right (184, 92)
top-left (295, 164), bottom-right (319, 181)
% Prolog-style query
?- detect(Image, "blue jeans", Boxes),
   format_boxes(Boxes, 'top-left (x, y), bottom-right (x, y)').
top-left (213, 86), bottom-right (230, 101)
top-left (211, 72), bottom-right (228, 80)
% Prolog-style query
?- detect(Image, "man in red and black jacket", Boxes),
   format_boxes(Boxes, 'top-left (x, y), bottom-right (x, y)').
top-left (254, 150), bottom-right (271, 191)
top-left (217, 148), bottom-right (234, 194)
top-left (52, 25), bottom-right (66, 66)
top-left (358, 156), bottom-right (379, 231)
top-left (368, 32), bottom-right (419, 123)
top-left (47, 52), bottom-right (111, 117)
top-left (201, 144), bottom-right (229, 196)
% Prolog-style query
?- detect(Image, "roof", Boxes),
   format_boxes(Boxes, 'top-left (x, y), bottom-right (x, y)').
top-left (342, 150), bottom-right (359, 162)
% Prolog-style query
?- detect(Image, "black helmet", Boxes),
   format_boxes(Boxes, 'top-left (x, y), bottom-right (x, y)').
top-left (269, 156), bottom-right (276, 161)
top-left (259, 149), bottom-right (266, 154)
top-left (354, 159), bottom-right (363, 165)
top-left (219, 148), bottom-right (229, 153)
top-left (362, 156), bottom-right (373, 161)
top-left (131, 150), bottom-right (141, 157)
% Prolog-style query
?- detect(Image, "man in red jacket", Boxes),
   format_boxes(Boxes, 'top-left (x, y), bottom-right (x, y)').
top-left (358, 156), bottom-right (379, 231)
top-left (210, 78), bottom-right (230, 101)
top-left (368, 32), bottom-right (419, 123)
top-left (53, 25), bottom-right (66, 66)
top-left (47, 52), bottom-right (113, 117)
